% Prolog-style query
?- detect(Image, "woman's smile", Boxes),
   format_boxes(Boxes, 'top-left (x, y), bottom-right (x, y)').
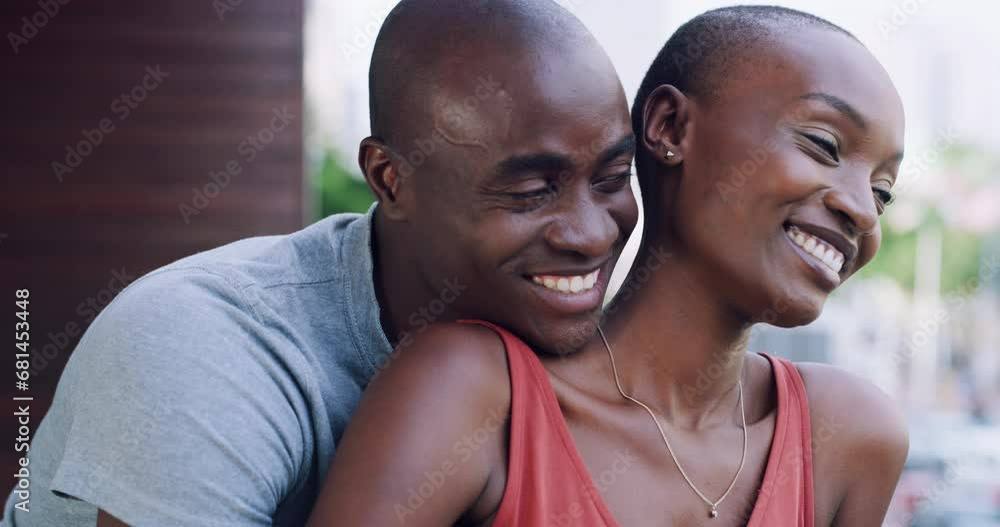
top-left (782, 223), bottom-right (857, 291)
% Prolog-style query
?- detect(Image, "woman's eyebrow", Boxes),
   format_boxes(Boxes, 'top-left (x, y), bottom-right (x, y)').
top-left (799, 92), bottom-right (868, 131)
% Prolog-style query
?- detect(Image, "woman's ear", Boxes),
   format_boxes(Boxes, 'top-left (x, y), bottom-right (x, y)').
top-left (358, 137), bottom-right (412, 220)
top-left (642, 85), bottom-right (690, 167)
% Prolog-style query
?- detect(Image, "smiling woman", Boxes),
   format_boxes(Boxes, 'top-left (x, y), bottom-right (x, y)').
top-left (579, 5), bottom-right (908, 525)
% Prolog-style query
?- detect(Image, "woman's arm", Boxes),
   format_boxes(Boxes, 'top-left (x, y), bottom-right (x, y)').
top-left (798, 363), bottom-right (909, 527)
top-left (308, 323), bottom-right (512, 526)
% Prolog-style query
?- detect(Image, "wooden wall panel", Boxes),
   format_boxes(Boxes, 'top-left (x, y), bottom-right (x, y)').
top-left (0, 0), bottom-right (305, 494)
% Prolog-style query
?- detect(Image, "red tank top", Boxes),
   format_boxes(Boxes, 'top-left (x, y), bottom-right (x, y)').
top-left (461, 320), bottom-right (815, 527)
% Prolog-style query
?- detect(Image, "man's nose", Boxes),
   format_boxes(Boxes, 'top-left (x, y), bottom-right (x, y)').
top-left (543, 193), bottom-right (620, 259)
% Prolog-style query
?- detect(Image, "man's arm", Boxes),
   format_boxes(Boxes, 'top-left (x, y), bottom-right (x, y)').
top-left (49, 269), bottom-right (308, 526)
top-left (307, 323), bottom-right (511, 527)
top-left (798, 363), bottom-right (909, 527)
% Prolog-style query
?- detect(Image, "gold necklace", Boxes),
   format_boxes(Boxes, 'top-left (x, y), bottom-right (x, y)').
top-left (597, 326), bottom-right (749, 519)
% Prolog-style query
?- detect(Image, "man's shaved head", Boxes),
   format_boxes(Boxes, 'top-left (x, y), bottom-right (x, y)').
top-left (369, 0), bottom-right (596, 149)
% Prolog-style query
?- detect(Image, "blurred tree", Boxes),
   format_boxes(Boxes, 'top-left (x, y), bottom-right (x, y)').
top-left (314, 148), bottom-right (376, 217)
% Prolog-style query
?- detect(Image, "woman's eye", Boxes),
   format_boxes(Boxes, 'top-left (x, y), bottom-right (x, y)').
top-left (873, 187), bottom-right (895, 213)
top-left (804, 133), bottom-right (840, 162)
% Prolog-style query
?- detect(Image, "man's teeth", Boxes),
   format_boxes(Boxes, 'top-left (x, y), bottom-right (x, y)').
top-left (532, 269), bottom-right (600, 294)
top-left (785, 227), bottom-right (845, 274)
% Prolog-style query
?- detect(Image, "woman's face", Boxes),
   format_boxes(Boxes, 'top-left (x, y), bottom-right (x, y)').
top-left (666, 28), bottom-right (905, 326)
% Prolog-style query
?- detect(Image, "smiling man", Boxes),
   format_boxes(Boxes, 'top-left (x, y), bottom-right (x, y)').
top-left (2, 1), bottom-right (636, 526)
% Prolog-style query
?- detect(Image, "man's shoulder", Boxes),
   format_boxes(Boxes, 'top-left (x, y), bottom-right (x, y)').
top-left (159, 210), bottom-right (370, 291)
top-left (105, 210), bottom-right (372, 324)
top-left (78, 209), bottom-right (378, 367)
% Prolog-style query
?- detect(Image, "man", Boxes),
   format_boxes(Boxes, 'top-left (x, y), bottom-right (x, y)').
top-left (2, 0), bottom-right (637, 525)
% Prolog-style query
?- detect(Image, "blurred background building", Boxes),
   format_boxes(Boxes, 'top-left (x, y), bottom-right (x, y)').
top-left (1, 0), bottom-right (305, 495)
top-left (2, 0), bottom-right (998, 524)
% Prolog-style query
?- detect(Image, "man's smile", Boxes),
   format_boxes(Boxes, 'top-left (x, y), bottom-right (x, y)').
top-left (530, 269), bottom-right (600, 293)
top-left (521, 265), bottom-right (609, 315)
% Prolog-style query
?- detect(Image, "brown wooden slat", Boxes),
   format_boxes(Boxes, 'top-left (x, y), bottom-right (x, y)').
top-left (0, 0), bottom-right (305, 490)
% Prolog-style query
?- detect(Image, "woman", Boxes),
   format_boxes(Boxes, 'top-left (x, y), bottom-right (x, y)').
top-left (309, 6), bottom-right (908, 526)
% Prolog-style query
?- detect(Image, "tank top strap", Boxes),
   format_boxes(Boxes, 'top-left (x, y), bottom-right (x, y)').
top-left (747, 353), bottom-right (816, 526)
top-left (457, 319), bottom-right (620, 526)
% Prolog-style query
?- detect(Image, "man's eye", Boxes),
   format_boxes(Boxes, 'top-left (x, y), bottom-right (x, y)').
top-left (593, 172), bottom-right (632, 192)
top-left (503, 182), bottom-right (557, 211)
top-left (506, 185), bottom-right (554, 201)
top-left (804, 133), bottom-right (840, 162)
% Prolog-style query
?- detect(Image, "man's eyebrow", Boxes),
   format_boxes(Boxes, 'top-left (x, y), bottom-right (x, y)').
top-left (493, 135), bottom-right (636, 181)
top-left (495, 152), bottom-right (575, 179)
top-left (800, 92), bottom-right (868, 130)
top-left (595, 135), bottom-right (636, 168)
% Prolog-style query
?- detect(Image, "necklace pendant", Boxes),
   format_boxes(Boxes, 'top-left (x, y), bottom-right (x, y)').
top-left (709, 507), bottom-right (719, 518)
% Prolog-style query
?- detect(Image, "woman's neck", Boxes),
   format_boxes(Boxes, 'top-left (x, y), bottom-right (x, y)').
top-left (597, 242), bottom-right (754, 429)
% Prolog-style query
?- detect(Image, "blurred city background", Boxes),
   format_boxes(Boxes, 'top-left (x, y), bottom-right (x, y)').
top-left (1, 0), bottom-right (996, 524)
top-left (312, 0), bottom-right (1000, 525)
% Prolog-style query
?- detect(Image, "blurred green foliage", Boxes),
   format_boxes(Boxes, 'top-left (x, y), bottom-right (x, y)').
top-left (314, 148), bottom-right (376, 217)
top-left (862, 225), bottom-right (919, 288)
top-left (861, 144), bottom-right (994, 295)
top-left (863, 220), bottom-right (983, 294)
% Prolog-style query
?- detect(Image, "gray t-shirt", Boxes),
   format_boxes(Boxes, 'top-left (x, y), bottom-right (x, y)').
top-left (2, 206), bottom-right (392, 526)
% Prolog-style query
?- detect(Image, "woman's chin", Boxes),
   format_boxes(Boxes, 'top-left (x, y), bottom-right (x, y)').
top-left (772, 298), bottom-right (826, 328)
top-left (752, 289), bottom-right (827, 329)
top-left (770, 310), bottom-right (821, 328)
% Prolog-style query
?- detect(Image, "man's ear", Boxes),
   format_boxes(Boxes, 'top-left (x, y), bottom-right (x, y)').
top-left (358, 137), bottom-right (413, 220)
top-left (642, 85), bottom-right (691, 167)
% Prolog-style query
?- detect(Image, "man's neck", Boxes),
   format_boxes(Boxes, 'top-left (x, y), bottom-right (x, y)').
top-left (370, 212), bottom-right (459, 346)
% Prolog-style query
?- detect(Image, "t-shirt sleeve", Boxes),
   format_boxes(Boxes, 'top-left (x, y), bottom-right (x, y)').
top-left (49, 268), bottom-right (308, 526)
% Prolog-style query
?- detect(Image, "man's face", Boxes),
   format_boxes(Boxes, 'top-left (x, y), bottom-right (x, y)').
top-left (668, 28), bottom-right (905, 326)
top-left (397, 44), bottom-right (637, 352)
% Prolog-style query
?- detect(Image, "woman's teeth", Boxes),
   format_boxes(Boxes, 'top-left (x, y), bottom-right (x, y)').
top-left (532, 269), bottom-right (600, 294)
top-left (786, 226), bottom-right (845, 274)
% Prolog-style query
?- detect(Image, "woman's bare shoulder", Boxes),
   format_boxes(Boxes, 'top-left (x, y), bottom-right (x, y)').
top-left (795, 362), bottom-right (909, 524)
